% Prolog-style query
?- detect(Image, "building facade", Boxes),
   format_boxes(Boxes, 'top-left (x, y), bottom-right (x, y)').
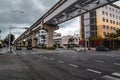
top-left (62, 34), bottom-right (80, 49)
top-left (80, 4), bottom-right (120, 48)
top-left (36, 29), bottom-right (47, 47)
top-left (80, 4), bottom-right (120, 40)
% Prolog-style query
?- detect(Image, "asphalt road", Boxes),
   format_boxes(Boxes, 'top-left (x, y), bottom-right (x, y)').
top-left (0, 47), bottom-right (120, 80)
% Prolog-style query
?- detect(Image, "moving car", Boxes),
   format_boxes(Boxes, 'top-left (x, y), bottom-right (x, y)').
top-left (96, 46), bottom-right (109, 51)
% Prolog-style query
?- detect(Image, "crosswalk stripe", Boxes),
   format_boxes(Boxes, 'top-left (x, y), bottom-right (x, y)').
top-left (112, 72), bottom-right (120, 77)
top-left (102, 75), bottom-right (120, 80)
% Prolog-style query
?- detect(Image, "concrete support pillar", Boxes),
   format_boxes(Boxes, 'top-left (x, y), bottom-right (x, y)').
top-left (43, 24), bottom-right (59, 47)
top-left (47, 30), bottom-right (54, 47)
top-left (32, 32), bottom-right (37, 47)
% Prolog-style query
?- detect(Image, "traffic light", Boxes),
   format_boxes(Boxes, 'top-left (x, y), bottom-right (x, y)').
top-left (0, 30), bottom-right (1, 33)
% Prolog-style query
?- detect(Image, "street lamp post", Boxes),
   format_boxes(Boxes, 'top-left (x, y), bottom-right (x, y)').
top-left (8, 10), bottom-right (24, 53)
top-left (8, 25), bottom-right (12, 52)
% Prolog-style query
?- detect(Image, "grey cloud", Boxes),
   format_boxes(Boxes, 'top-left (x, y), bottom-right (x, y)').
top-left (0, 0), bottom-right (59, 39)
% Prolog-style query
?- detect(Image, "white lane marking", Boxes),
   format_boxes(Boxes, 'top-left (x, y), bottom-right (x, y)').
top-left (31, 52), bottom-right (36, 54)
top-left (49, 58), bottom-right (55, 61)
top-left (87, 69), bottom-right (101, 74)
top-left (22, 52), bottom-right (26, 54)
top-left (95, 60), bottom-right (104, 63)
top-left (114, 63), bottom-right (120, 66)
top-left (81, 58), bottom-right (88, 60)
top-left (57, 60), bottom-right (64, 63)
top-left (111, 56), bottom-right (115, 57)
top-left (39, 55), bottom-right (42, 57)
top-left (44, 56), bottom-right (48, 59)
top-left (112, 72), bottom-right (120, 77)
top-left (102, 75), bottom-right (120, 80)
top-left (69, 64), bottom-right (79, 68)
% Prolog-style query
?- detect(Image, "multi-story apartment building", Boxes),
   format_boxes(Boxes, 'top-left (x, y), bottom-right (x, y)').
top-left (36, 29), bottom-right (47, 47)
top-left (36, 30), bottom-right (62, 47)
top-left (80, 4), bottom-right (120, 40)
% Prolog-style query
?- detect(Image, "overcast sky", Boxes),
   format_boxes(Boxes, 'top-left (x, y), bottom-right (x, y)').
top-left (0, 0), bottom-right (120, 39)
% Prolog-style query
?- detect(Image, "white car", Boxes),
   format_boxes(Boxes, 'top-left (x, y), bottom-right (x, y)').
top-left (74, 45), bottom-right (87, 52)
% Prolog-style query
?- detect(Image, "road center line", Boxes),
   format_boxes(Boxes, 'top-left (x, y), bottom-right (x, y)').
top-left (102, 75), bottom-right (120, 80)
top-left (114, 63), bottom-right (120, 66)
top-left (87, 69), bottom-right (101, 74)
top-left (69, 64), bottom-right (79, 68)
top-left (81, 58), bottom-right (88, 60)
top-left (44, 56), bottom-right (48, 59)
top-left (95, 60), bottom-right (104, 63)
top-left (112, 72), bottom-right (120, 77)
top-left (49, 58), bottom-right (55, 61)
top-left (31, 52), bottom-right (36, 54)
top-left (57, 60), bottom-right (64, 63)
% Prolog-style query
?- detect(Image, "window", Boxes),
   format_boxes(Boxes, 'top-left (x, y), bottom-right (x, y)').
top-left (106, 12), bottom-right (108, 16)
top-left (116, 22), bottom-right (118, 25)
top-left (103, 18), bottom-right (105, 22)
top-left (111, 27), bottom-right (113, 30)
top-left (114, 27), bottom-right (115, 30)
top-left (107, 26), bottom-right (109, 29)
top-left (110, 14), bottom-right (112, 17)
top-left (113, 21), bottom-right (115, 24)
top-left (109, 7), bottom-right (111, 11)
top-left (110, 20), bottom-right (112, 23)
top-left (115, 10), bottom-right (117, 13)
top-left (116, 16), bottom-right (118, 19)
top-left (113, 15), bottom-right (115, 18)
top-left (106, 19), bottom-right (108, 22)
top-left (103, 25), bottom-right (105, 29)
top-left (102, 11), bottom-right (105, 15)
top-left (112, 8), bottom-right (114, 12)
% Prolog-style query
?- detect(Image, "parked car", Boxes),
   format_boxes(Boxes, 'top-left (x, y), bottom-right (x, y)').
top-left (26, 45), bottom-right (32, 50)
top-left (16, 43), bottom-right (22, 50)
top-left (96, 46), bottom-right (109, 51)
top-left (16, 46), bottom-right (22, 50)
top-left (74, 45), bottom-right (87, 52)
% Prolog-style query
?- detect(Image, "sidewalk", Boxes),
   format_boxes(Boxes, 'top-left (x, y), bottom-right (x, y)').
top-left (0, 48), bottom-right (8, 54)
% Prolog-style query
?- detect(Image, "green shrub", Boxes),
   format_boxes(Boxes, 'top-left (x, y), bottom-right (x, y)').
top-left (46, 47), bottom-right (55, 50)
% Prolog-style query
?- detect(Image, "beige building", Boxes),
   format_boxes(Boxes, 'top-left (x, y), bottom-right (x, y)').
top-left (80, 4), bottom-right (120, 40)
top-left (62, 34), bottom-right (80, 49)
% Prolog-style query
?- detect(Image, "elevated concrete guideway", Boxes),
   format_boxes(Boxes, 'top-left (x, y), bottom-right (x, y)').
top-left (15, 0), bottom-right (118, 47)
top-left (44, 0), bottom-right (118, 25)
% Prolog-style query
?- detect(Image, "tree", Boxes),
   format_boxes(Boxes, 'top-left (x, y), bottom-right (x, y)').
top-left (4, 34), bottom-right (15, 45)
top-left (115, 29), bottom-right (120, 37)
top-left (105, 33), bottom-right (117, 38)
